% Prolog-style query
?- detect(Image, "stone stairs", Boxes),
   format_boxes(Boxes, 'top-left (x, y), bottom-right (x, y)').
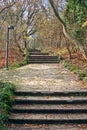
top-left (6, 49), bottom-right (87, 129)
top-left (8, 91), bottom-right (87, 125)
top-left (28, 49), bottom-right (59, 63)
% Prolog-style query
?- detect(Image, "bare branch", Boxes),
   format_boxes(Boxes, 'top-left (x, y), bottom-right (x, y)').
top-left (0, 1), bottom-right (16, 15)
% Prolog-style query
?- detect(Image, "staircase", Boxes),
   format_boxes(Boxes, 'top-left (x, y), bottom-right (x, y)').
top-left (28, 49), bottom-right (59, 63)
top-left (7, 49), bottom-right (87, 129)
top-left (8, 91), bottom-right (87, 125)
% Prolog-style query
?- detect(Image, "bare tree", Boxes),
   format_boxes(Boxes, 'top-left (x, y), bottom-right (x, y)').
top-left (0, 0), bottom-right (16, 14)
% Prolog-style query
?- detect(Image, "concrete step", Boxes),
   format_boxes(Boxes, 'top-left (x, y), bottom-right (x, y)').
top-left (29, 49), bottom-right (41, 52)
top-left (6, 124), bottom-right (87, 130)
top-left (14, 96), bottom-right (87, 105)
top-left (8, 90), bottom-right (87, 126)
top-left (14, 91), bottom-right (87, 96)
top-left (29, 52), bottom-right (49, 55)
top-left (29, 58), bottom-right (58, 60)
top-left (29, 59), bottom-right (58, 61)
top-left (12, 107), bottom-right (87, 114)
top-left (8, 113), bottom-right (87, 124)
top-left (12, 104), bottom-right (87, 114)
top-left (28, 60), bottom-right (58, 63)
top-left (28, 61), bottom-right (59, 64)
top-left (28, 49), bottom-right (59, 64)
top-left (12, 104), bottom-right (87, 110)
top-left (29, 55), bottom-right (58, 59)
top-left (14, 96), bottom-right (87, 100)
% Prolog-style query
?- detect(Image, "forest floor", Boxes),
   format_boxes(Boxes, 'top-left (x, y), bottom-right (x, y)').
top-left (49, 48), bottom-right (87, 73)
top-left (0, 48), bottom-right (23, 69)
top-left (0, 63), bottom-right (86, 91)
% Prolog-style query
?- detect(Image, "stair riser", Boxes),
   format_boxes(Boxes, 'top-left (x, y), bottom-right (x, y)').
top-left (14, 91), bottom-right (87, 96)
top-left (14, 100), bottom-right (87, 105)
top-left (12, 109), bottom-right (87, 114)
top-left (28, 61), bottom-right (58, 64)
top-left (29, 59), bottom-right (58, 61)
top-left (8, 119), bottom-right (87, 124)
top-left (29, 50), bottom-right (41, 52)
top-left (29, 53), bottom-right (49, 55)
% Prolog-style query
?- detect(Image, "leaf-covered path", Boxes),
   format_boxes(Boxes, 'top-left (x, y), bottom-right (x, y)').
top-left (0, 64), bottom-right (86, 91)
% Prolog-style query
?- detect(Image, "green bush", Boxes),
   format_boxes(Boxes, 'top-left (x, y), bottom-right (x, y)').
top-left (78, 72), bottom-right (86, 80)
top-left (69, 66), bottom-right (79, 74)
top-left (0, 81), bottom-right (15, 129)
top-left (0, 121), bottom-right (5, 130)
top-left (63, 61), bottom-right (87, 84)
top-left (83, 77), bottom-right (87, 84)
top-left (63, 61), bottom-right (71, 69)
top-left (23, 49), bottom-right (30, 64)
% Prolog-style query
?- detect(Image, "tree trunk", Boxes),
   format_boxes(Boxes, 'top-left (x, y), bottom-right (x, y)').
top-left (65, 39), bottom-right (72, 60)
top-left (48, 0), bottom-right (87, 60)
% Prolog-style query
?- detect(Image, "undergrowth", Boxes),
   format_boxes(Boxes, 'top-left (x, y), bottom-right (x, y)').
top-left (0, 81), bottom-right (15, 130)
top-left (63, 60), bottom-right (87, 84)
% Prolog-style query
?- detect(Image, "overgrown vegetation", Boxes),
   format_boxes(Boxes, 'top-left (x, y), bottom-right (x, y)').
top-left (0, 81), bottom-right (15, 130)
top-left (63, 60), bottom-right (87, 84)
top-left (64, 0), bottom-right (87, 33)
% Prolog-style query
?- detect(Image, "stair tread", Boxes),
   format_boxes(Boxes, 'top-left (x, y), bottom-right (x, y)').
top-left (13, 104), bottom-right (87, 110)
top-left (29, 58), bottom-right (58, 59)
top-left (29, 56), bottom-right (53, 58)
top-left (9, 113), bottom-right (87, 120)
top-left (29, 52), bottom-right (49, 54)
top-left (6, 124), bottom-right (87, 130)
top-left (14, 96), bottom-right (87, 100)
top-left (29, 55), bottom-right (57, 56)
top-left (28, 62), bottom-right (58, 64)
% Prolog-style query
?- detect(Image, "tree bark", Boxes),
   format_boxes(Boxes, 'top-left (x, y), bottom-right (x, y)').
top-left (48, 0), bottom-right (87, 60)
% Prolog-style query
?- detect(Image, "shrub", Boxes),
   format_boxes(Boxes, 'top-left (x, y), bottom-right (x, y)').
top-left (0, 81), bottom-right (15, 129)
top-left (83, 77), bottom-right (87, 84)
top-left (78, 72), bottom-right (86, 80)
top-left (63, 61), bottom-right (71, 69)
top-left (23, 49), bottom-right (30, 64)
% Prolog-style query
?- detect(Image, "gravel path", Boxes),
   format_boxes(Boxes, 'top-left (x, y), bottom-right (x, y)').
top-left (0, 64), bottom-right (86, 91)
